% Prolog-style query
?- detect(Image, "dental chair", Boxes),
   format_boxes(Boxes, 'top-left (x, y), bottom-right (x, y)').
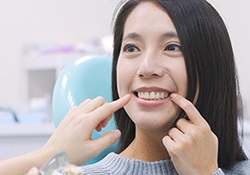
top-left (52, 55), bottom-right (116, 165)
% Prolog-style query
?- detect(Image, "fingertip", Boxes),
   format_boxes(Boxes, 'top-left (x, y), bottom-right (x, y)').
top-left (26, 167), bottom-right (39, 175)
top-left (111, 94), bottom-right (131, 110)
top-left (162, 135), bottom-right (168, 143)
top-left (121, 94), bottom-right (131, 104)
top-left (163, 135), bottom-right (173, 144)
top-left (93, 130), bottom-right (121, 153)
top-left (121, 94), bottom-right (131, 101)
top-left (112, 129), bottom-right (121, 139)
top-left (170, 93), bottom-right (177, 100)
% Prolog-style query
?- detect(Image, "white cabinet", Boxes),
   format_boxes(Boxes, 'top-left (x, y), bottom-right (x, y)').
top-left (22, 53), bottom-right (85, 122)
top-left (0, 123), bottom-right (55, 160)
top-left (23, 53), bottom-right (85, 101)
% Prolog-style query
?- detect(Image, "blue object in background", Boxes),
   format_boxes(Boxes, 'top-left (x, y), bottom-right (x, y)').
top-left (52, 55), bottom-right (117, 165)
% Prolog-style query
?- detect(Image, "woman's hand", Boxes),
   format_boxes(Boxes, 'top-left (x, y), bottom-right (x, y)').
top-left (42, 94), bottom-right (131, 166)
top-left (162, 93), bottom-right (218, 175)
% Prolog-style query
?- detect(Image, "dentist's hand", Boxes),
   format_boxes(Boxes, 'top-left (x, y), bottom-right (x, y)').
top-left (162, 93), bottom-right (218, 175)
top-left (42, 94), bottom-right (131, 166)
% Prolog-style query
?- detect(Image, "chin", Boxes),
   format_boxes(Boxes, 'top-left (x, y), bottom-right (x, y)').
top-left (129, 111), bottom-right (178, 131)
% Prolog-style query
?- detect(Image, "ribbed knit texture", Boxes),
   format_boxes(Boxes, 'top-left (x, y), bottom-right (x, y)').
top-left (82, 152), bottom-right (250, 175)
top-left (83, 152), bottom-right (176, 175)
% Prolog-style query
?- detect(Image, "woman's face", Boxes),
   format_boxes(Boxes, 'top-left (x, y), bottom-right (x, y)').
top-left (117, 1), bottom-right (188, 131)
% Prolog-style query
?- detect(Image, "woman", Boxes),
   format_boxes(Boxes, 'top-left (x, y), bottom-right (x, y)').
top-left (83, 0), bottom-right (249, 174)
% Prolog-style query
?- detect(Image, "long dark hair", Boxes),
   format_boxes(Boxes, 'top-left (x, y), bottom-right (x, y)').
top-left (112, 0), bottom-right (247, 169)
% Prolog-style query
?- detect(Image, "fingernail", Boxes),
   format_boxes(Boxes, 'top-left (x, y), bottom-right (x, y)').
top-left (170, 93), bottom-right (177, 99)
top-left (112, 130), bottom-right (121, 139)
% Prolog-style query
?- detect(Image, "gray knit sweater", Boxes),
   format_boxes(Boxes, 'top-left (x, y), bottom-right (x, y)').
top-left (83, 152), bottom-right (250, 175)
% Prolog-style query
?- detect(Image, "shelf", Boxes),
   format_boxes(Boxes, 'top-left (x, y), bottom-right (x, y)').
top-left (0, 122), bottom-right (55, 137)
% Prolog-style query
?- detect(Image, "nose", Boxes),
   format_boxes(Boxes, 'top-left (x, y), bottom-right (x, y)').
top-left (137, 53), bottom-right (164, 79)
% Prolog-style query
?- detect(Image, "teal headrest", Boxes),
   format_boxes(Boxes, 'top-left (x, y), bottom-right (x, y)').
top-left (52, 55), bottom-right (117, 165)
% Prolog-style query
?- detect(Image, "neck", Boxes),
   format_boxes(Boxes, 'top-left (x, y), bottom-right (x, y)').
top-left (120, 127), bottom-right (170, 162)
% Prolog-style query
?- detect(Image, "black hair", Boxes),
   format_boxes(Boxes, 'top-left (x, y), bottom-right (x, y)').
top-left (112, 0), bottom-right (247, 169)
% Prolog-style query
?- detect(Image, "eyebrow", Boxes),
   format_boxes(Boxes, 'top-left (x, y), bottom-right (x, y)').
top-left (161, 31), bottom-right (179, 39)
top-left (123, 31), bottom-right (179, 41)
top-left (123, 32), bottom-right (142, 41)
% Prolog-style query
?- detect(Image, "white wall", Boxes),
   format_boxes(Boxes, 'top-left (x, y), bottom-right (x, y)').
top-left (0, 0), bottom-right (118, 106)
top-left (0, 0), bottom-right (249, 118)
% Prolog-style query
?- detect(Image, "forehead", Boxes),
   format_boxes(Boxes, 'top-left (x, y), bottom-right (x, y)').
top-left (123, 1), bottom-right (177, 37)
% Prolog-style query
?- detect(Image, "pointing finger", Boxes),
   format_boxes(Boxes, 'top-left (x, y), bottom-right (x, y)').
top-left (80, 96), bottom-right (106, 113)
top-left (90, 94), bottom-right (131, 126)
top-left (170, 93), bottom-right (208, 126)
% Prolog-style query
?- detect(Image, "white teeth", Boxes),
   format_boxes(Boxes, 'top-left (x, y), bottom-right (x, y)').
top-left (160, 92), bottom-right (165, 99)
top-left (138, 92), bottom-right (169, 100)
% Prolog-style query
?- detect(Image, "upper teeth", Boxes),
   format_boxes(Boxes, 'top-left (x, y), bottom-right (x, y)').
top-left (138, 92), bottom-right (169, 100)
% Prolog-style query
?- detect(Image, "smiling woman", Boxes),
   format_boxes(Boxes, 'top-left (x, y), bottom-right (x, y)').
top-left (83, 0), bottom-right (249, 174)
top-left (0, 0), bottom-right (249, 175)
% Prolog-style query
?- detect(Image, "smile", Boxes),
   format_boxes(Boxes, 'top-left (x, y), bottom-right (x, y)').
top-left (137, 91), bottom-right (169, 100)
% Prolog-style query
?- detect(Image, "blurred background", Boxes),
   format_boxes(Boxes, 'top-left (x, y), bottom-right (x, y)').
top-left (0, 0), bottom-right (249, 160)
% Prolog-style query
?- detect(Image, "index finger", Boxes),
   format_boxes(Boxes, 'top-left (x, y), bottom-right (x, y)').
top-left (90, 94), bottom-right (131, 125)
top-left (170, 93), bottom-right (208, 126)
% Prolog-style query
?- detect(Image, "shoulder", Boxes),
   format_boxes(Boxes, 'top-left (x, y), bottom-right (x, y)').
top-left (224, 160), bottom-right (250, 174)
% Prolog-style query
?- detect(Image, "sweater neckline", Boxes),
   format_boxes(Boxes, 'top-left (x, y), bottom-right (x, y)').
top-left (107, 152), bottom-right (172, 165)
top-left (94, 152), bottom-right (177, 174)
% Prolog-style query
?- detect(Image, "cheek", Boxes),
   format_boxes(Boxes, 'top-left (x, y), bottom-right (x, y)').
top-left (178, 76), bottom-right (188, 96)
top-left (181, 73), bottom-right (188, 96)
top-left (174, 62), bottom-right (188, 97)
top-left (117, 59), bottom-right (130, 96)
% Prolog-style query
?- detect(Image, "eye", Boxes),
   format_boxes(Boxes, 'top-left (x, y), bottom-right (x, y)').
top-left (164, 43), bottom-right (182, 52)
top-left (123, 44), bottom-right (140, 53)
